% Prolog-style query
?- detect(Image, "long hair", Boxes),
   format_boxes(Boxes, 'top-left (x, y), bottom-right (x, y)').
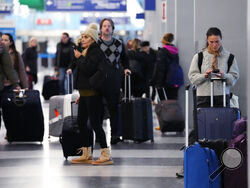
top-left (131, 38), bottom-right (141, 51)
top-left (28, 37), bottom-right (40, 52)
top-left (3, 33), bottom-right (18, 69)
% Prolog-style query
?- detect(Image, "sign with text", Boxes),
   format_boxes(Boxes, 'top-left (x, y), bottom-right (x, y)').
top-left (0, 0), bottom-right (12, 14)
top-left (81, 17), bottom-right (130, 25)
top-left (46, 0), bottom-right (127, 12)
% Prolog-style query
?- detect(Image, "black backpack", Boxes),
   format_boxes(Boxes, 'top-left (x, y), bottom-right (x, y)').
top-left (197, 52), bottom-right (234, 73)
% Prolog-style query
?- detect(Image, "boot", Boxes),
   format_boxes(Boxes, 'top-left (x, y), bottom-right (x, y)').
top-left (71, 147), bottom-right (92, 164)
top-left (92, 148), bottom-right (113, 165)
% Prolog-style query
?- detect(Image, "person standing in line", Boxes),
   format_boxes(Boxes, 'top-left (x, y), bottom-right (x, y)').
top-left (2, 33), bottom-right (28, 90)
top-left (139, 41), bottom-right (157, 100)
top-left (0, 34), bottom-right (20, 129)
top-left (151, 33), bottom-right (180, 100)
top-left (176, 27), bottom-right (240, 178)
top-left (71, 23), bottom-right (113, 165)
top-left (22, 37), bottom-right (39, 89)
top-left (98, 18), bottom-right (131, 145)
top-left (55, 32), bottom-right (74, 94)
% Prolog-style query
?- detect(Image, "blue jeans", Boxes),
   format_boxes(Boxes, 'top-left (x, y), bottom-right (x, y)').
top-left (58, 68), bottom-right (67, 94)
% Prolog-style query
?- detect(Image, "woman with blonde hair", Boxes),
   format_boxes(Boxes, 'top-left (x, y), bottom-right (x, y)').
top-left (22, 37), bottom-right (39, 88)
top-left (71, 23), bottom-right (113, 165)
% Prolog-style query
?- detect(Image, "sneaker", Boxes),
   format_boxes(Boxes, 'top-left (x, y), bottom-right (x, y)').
top-left (176, 167), bottom-right (184, 178)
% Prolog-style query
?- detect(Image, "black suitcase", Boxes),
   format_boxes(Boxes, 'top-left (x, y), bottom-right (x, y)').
top-left (42, 75), bottom-right (59, 100)
top-left (155, 88), bottom-right (184, 132)
top-left (59, 102), bottom-right (93, 159)
top-left (121, 75), bottom-right (154, 142)
top-left (2, 90), bottom-right (44, 142)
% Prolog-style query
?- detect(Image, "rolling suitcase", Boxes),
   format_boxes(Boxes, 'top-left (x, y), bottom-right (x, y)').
top-left (184, 85), bottom-right (221, 188)
top-left (155, 88), bottom-right (184, 132)
top-left (49, 74), bottom-right (79, 137)
top-left (59, 102), bottom-right (93, 159)
top-left (42, 75), bottom-right (59, 100)
top-left (2, 90), bottom-right (44, 142)
top-left (197, 78), bottom-right (240, 141)
top-left (121, 75), bottom-right (154, 142)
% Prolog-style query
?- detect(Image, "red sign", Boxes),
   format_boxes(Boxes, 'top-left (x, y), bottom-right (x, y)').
top-left (36, 18), bottom-right (52, 25)
top-left (162, 1), bottom-right (166, 23)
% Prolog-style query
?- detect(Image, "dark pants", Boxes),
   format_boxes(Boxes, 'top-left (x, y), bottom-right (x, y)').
top-left (104, 92), bottom-right (121, 137)
top-left (77, 95), bottom-right (107, 148)
top-left (188, 95), bottom-right (230, 145)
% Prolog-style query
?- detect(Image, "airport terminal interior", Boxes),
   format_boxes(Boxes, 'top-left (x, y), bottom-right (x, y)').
top-left (0, 0), bottom-right (250, 187)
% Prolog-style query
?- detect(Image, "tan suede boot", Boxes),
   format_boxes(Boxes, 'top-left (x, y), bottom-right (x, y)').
top-left (71, 147), bottom-right (93, 164)
top-left (92, 148), bottom-right (113, 165)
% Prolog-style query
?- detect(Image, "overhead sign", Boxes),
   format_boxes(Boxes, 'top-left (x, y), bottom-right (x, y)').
top-left (81, 17), bottom-right (130, 25)
top-left (46, 0), bottom-right (127, 12)
top-left (162, 1), bottom-right (167, 23)
top-left (37, 18), bottom-right (52, 25)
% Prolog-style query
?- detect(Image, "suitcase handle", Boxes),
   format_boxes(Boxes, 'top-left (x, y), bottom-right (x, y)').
top-left (123, 74), bottom-right (131, 101)
top-left (66, 73), bottom-right (74, 94)
top-left (13, 89), bottom-right (26, 107)
top-left (155, 87), bottom-right (167, 102)
top-left (210, 78), bottom-right (226, 107)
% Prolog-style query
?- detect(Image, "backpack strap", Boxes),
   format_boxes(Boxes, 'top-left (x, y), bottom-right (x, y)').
top-left (197, 52), bottom-right (234, 73)
top-left (227, 53), bottom-right (234, 73)
top-left (198, 52), bottom-right (203, 72)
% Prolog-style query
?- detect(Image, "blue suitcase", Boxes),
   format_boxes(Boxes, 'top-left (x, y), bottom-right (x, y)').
top-left (197, 79), bottom-right (240, 141)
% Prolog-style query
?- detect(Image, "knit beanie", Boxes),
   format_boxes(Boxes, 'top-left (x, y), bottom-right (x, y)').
top-left (82, 23), bottom-right (98, 42)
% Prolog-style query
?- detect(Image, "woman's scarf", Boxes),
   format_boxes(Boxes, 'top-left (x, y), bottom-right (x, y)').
top-left (207, 46), bottom-right (222, 70)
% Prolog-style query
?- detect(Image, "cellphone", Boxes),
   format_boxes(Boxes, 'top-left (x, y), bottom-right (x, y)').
top-left (212, 69), bottom-right (220, 73)
top-left (72, 45), bottom-right (77, 50)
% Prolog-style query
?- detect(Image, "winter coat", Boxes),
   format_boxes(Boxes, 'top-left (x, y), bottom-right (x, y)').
top-left (151, 44), bottom-right (179, 87)
top-left (4, 50), bottom-right (28, 89)
top-left (0, 42), bottom-right (18, 91)
top-left (22, 47), bottom-right (38, 74)
top-left (55, 39), bottom-right (74, 68)
top-left (75, 42), bottom-right (106, 90)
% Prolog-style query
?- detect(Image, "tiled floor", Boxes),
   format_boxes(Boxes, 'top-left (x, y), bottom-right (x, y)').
top-left (0, 66), bottom-right (185, 188)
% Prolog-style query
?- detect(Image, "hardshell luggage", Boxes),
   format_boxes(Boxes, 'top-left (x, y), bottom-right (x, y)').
top-left (49, 74), bottom-right (78, 137)
top-left (197, 78), bottom-right (240, 141)
top-left (121, 75), bottom-right (154, 142)
top-left (59, 102), bottom-right (93, 159)
top-left (184, 85), bottom-right (221, 188)
top-left (49, 93), bottom-right (79, 137)
top-left (155, 88), bottom-right (184, 132)
top-left (42, 75), bottom-right (59, 100)
top-left (2, 90), bottom-right (44, 142)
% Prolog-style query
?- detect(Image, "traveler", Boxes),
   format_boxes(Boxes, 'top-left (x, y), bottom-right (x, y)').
top-left (55, 32), bottom-right (74, 94)
top-left (151, 33), bottom-right (180, 100)
top-left (2, 33), bottom-right (28, 90)
top-left (98, 18), bottom-right (130, 145)
top-left (22, 37), bottom-right (39, 88)
top-left (71, 23), bottom-right (113, 165)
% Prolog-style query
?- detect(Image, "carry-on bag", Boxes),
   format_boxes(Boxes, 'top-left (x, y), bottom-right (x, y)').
top-left (197, 78), bottom-right (240, 141)
top-left (224, 117), bottom-right (247, 188)
top-left (2, 90), bottom-right (44, 142)
top-left (121, 74), bottom-right (154, 142)
top-left (155, 88), bottom-right (184, 132)
top-left (59, 102), bottom-right (93, 159)
top-left (49, 74), bottom-right (79, 137)
top-left (42, 75), bottom-right (59, 100)
top-left (184, 85), bottom-right (221, 188)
